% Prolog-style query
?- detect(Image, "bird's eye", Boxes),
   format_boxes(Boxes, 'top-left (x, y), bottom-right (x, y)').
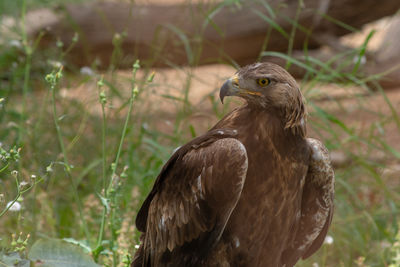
top-left (257, 78), bottom-right (270, 86)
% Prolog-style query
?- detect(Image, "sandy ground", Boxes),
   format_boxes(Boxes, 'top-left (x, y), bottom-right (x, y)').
top-left (64, 63), bottom-right (400, 144)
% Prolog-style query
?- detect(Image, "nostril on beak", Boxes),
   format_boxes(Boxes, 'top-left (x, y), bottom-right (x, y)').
top-left (232, 77), bottom-right (239, 87)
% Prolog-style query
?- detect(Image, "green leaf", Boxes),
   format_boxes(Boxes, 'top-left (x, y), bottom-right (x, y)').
top-left (62, 238), bottom-right (92, 254)
top-left (252, 9), bottom-right (289, 39)
top-left (96, 193), bottom-right (110, 214)
top-left (28, 239), bottom-right (100, 267)
top-left (0, 251), bottom-right (30, 267)
top-left (164, 24), bottom-right (194, 65)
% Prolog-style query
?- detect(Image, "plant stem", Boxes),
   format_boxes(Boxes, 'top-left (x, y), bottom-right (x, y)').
top-left (94, 62), bottom-right (140, 265)
top-left (286, 0), bottom-right (303, 69)
top-left (48, 68), bottom-right (91, 242)
top-left (109, 61), bottom-right (140, 267)
top-left (18, 0), bottom-right (32, 147)
top-left (0, 177), bottom-right (20, 218)
top-left (95, 79), bottom-right (108, 259)
top-left (0, 162), bottom-right (10, 173)
top-left (0, 173), bottom-right (43, 218)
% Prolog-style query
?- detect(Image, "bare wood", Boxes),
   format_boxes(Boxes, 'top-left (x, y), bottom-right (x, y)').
top-left (367, 16), bottom-right (400, 88)
top-left (262, 13), bottom-right (400, 89)
top-left (31, 0), bottom-right (400, 68)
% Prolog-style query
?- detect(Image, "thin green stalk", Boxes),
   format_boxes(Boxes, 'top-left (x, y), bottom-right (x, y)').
top-left (61, 33), bottom-right (79, 60)
top-left (352, 30), bottom-right (375, 75)
top-left (100, 88), bottom-right (107, 211)
top-left (0, 162), bottom-right (10, 173)
top-left (286, 0), bottom-right (303, 69)
top-left (21, 54), bottom-right (31, 118)
top-left (18, 0), bottom-right (32, 146)
top-left (0, 176), bottom-right (21, 218)
top-left (94, 78), bottom-right (108, 260)
top-left (93, 61), bottom-right (143, 264)
top-left (108, 61), bottom-right (140, 192)
top-left (375, 82), bottom-right (400, 133)
top-left (46, 68), bottom-right (90, 242)
top-left (108, 61), bottom-right (140, 266)
top-left (20, 0), bottom-right (31, 109)
top-left (0, 173), bottom-right (43, 218)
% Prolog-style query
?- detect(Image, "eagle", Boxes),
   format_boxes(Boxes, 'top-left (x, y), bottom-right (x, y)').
top-left (132, 62), bottom-right (335, 267)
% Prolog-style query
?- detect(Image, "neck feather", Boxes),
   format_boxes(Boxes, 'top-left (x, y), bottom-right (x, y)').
top-left (284, 89), bottom-right (307, 138)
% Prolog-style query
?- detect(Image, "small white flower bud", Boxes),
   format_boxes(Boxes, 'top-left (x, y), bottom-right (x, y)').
top-left (324, 235), bottom-right (334, 245)
top-left (6, 201), bottom-right (21, 212)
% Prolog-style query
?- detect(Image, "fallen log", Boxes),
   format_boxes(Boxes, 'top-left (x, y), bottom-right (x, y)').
top-left (29, 0), bottom-right (400, 69)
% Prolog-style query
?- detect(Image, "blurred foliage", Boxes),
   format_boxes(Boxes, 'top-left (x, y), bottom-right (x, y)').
top-left (0, 0), bottom-right (89, 16)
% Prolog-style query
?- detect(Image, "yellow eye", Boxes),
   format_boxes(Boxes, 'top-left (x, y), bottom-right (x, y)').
top-left (257, 78), bottom-right (270, 86)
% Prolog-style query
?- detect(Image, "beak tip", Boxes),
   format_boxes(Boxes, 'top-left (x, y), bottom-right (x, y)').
top-left (219, 80), bottom-right (231, 104)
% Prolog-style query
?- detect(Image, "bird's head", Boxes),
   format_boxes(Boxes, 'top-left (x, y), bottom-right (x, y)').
top-left (220, 62), bottom-right (307, 137)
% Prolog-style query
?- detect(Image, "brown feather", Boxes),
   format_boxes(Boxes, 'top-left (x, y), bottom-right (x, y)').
top-left (132, 63), bottom-right (334, 267)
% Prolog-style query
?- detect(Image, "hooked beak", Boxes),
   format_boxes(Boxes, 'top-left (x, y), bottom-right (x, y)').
top-left (219, 75), bottom-right (240, 103)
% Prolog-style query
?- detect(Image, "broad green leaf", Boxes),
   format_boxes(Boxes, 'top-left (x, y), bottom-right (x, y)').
top-left (0, 251), bottom-right (30, 267)
top-left (62, 238), bottom-right (92, 254)
top-left (28, 239), bottom-right (100, 267)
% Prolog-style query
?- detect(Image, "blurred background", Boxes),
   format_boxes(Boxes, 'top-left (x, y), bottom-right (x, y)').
top-left (0, 0), bottom-right (400, 266)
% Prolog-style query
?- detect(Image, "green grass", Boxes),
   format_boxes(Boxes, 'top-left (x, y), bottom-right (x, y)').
top-left (1, 0), bottom-right (400, 266)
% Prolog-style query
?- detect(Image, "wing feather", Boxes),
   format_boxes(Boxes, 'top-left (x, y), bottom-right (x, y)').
top-left (281, 138), bottom-right (335, 267)
top-left (134, 130), bottom-right (248, 266)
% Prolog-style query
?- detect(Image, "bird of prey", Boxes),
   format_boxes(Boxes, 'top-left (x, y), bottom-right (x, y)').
top-left (132, 62), bottom-right (335, 267)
